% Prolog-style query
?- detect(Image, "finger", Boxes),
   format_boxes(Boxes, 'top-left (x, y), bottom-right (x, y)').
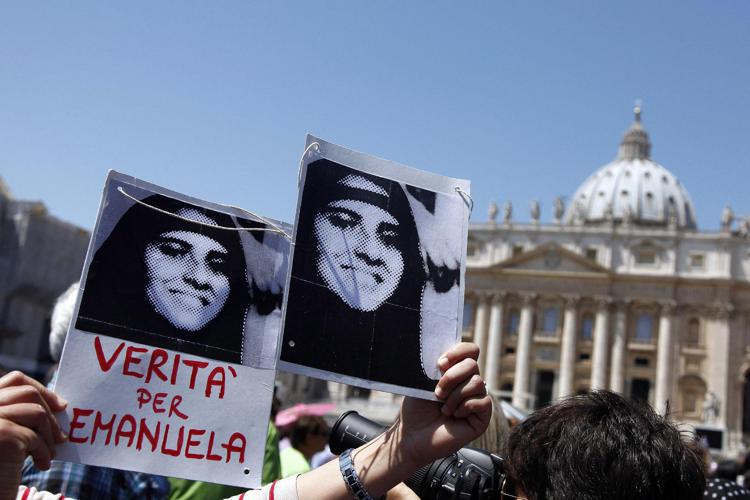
top-left (434, 357), bottom-right (479, 400)
top-left (0, 371), bottom-right (67, 411)
top-left (0, 386), bottom-right (66, 443)
top-left (0, 419), bottom-right (53, 471)
top-left (461, 401), bottom-right (494, 435)
top-left (454, 394), bottom-right (493, 421)
top-left (0, 403), bottom-right (57, 454)
top-left (441, 374), bottom-right (487, 416)
top-left (437, 343), bottom-right (480, 373)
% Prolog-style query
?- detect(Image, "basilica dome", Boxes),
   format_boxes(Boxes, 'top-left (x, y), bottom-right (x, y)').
top-left (564, 107), bottom-right (697, 230)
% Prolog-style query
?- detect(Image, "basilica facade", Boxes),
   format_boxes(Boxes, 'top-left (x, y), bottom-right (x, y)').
top-left (465, 107), bottom-right (750, 456)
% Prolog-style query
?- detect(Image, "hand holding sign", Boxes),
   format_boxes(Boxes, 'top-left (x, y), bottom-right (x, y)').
top-left (400, 342), bottom-right (491, 463)
top-left (0, 371), bottom-right (67, 482)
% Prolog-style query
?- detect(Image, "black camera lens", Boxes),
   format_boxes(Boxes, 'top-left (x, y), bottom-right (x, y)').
top-left (330, 410), bottom-right (388, 455)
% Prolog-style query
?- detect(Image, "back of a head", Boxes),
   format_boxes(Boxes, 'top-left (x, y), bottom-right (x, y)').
top-left (506, 390), bottom-right (705, 500)
top-left (290, 415), bottom-right (328, 449)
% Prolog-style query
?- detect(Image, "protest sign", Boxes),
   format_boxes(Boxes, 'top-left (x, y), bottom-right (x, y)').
top-left (278, 136), bottom-right (471, 400)
top-left (54, 171), bottom-right (289, 487)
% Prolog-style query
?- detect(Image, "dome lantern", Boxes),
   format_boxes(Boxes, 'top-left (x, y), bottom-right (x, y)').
top-left (616, 103), bottom-right (652, 161)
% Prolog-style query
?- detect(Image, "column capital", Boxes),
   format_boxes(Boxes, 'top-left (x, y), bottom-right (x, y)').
top-left (519, 292), bottom-right (538, 306)
top-left (712, 302), bottom-right (734, 320)
top-left (613, 298), bottom-right (630, 313)
top-left (595, 296), bottom-right (613, 310)
top-left (475, 290), bottom-right (493, 301)
top-left (491, 291), bottom-right (508, 304)
top-left (562, 294), bottom-right (580, 308)
top-left (659, 300), bottom-right (677, 315)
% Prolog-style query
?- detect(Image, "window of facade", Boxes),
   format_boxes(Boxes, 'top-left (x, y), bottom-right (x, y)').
top-left (500, 383), bottom-right (513, 402)
top-left (683, 392), bottom-right (698, 413)
top-left (467, 243), bottom-right (480, 257)
top-left (634, 357), bottom-right (650, 367)
top-left (679, 376), bottom-right (707, 419)
top-left (635, 249), bottom-right (657, 265)
top-left (634, 313), bottom-right (654, 343)
top-left (578, 352), bottom-right (590, 361)
top-left (631, 378), bottom-right (651, 403)
top-left (541, 307), bottom-right (558, 335)
top-left (585, 247), bottom-right (598, 262)
top-left (535, 370), bottom-right (555, 409)
top-left (686, 317), bottom-right (701, 347)
top-left (580, 312), bottom-right (594, 340)
top-left (507, 309), bottom-right (520, 336)
top-left (505, 347), bottom-right (516, 355)
top-left (463, 302), bottom-right (475, 331)
top-left (689, 253), bottom-right (705, 269)
top-left (536, 347), bottom-right (559, 362)
top-left (512, 245), bottom-right (524, 257)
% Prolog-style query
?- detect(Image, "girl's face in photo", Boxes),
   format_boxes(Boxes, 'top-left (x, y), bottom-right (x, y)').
top-left (313, 181), bottom-right (405, 311)
top-left (144, 209), bottom-right (231, 331)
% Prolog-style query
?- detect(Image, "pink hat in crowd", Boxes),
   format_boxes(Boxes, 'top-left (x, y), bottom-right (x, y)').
top-left (275, 402), bottom-right (336, 427)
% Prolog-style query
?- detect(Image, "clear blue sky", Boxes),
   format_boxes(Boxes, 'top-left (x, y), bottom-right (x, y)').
top-left (2, 2), bottom-right (748, 232)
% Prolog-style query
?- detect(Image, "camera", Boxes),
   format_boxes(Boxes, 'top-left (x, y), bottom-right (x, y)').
top-left (329, 410), bottom-right (511, 500)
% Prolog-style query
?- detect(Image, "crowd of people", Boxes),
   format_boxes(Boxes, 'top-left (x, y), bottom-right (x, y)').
top-left (5, 348), bottom-right (749, 499)
top-left (2, 280), bottom-right (750, 499)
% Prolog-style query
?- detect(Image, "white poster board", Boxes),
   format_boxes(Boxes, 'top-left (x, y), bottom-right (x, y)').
top-left (54, 171), bottom-right (288, 487)
top-left (278, 136), bottom-right (471, 400)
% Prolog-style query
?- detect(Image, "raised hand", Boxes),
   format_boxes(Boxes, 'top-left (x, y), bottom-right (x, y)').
top-left (397, 342), bottom-right (491, 466)
top-left (0, 371), bottom-right (67, 498)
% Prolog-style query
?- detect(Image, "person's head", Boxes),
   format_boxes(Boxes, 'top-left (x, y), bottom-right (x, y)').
top-left (290, 415), bottom-right (329, 459)
top-left (298, 159), bottom-right (425, 312)
top-left (506, 390), bottom-right (705, 500)
top-left (88, 193), bottom-right (248, 334)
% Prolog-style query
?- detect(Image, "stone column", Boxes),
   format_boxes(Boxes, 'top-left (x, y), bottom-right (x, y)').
top-left (512, 293), bottom-right (536, 409)
top-left (472, 292), bottom-right (491, 373)
top-left (485, 292), bottom-right (506, 392)
top-left (590, 297), bottom-right (611, 391)
top-left (708, 304), bottom-right (733, 428)
top-left (557, 296), bottom-right (579, 399)
top-left (655, 301), bottom-right (676, 414)
top-left (609, 301), bottom-right (628, 394)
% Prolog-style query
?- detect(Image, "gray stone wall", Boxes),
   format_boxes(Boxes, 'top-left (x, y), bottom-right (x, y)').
top-left (0, 185), bottom-right (89, 378)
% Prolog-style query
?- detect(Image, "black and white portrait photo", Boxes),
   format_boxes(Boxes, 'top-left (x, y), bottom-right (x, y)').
top-left (280, 148), bottom-right (468, 396)
top-left (75, 174), bottom-right (289, 366)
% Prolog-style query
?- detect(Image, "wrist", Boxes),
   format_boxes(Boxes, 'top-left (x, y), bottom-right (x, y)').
top-left (350, 423), bottom-right (423, 495)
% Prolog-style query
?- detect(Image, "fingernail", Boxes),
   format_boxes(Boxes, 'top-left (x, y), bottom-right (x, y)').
top-left (56, 395), bottom-right (68, 408)
top-left (438, 356), bottom-right (449, 369)
top-left (441, 405), bottom-right (452, 415)
top-left (434, 386), bottom-right (445, 398)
